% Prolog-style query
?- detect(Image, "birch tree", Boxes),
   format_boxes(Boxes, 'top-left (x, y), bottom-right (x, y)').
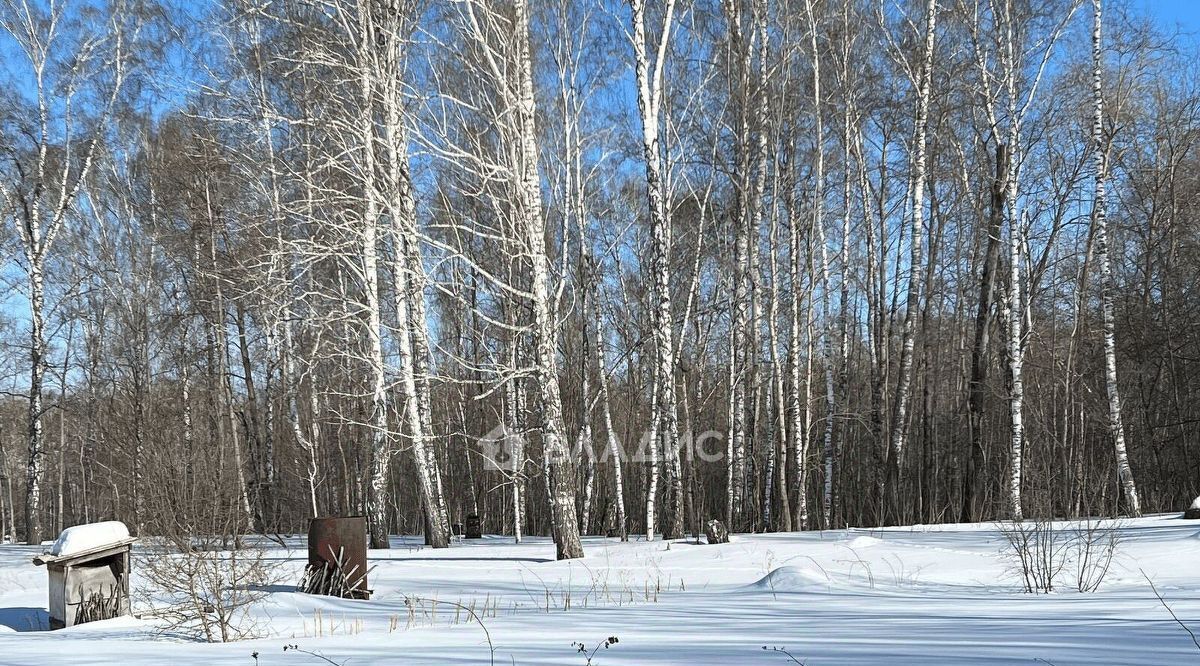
top-left (627, 0), bottom-right (683, 540)
top-left (440, 0), bottom-right (586, 558)
top-left (0, 0), bottom-right (142, 543)
top-left (347, 1), bottom-right (396, 549)
top-left (515, 0), bottom-right (585, 558)
top-left (883, 0), bottom-right (937, 525)
top-left (1090, 0), bottom-right (1141, 517)
top-left (801, 0), bottom-right (837, 530)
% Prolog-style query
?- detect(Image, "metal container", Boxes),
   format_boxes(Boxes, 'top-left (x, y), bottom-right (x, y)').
top-left (465, 514), bottom-right (482, 539)
top-left (307, 516), bottom-right (369, 599)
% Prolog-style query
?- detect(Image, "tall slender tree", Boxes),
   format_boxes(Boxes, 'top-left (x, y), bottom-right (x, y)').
top-left (1090, 0), bottom-right (1141, 517)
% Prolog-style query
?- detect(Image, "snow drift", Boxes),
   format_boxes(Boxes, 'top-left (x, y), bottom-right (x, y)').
top-left (847, 535), bottom-right (884, 549)
top-left (748, 566), bottom-right (831, 593)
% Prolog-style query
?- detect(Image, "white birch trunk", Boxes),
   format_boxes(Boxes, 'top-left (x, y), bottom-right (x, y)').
top-left (1090, 0), bottom-right (1141, 517)
top-left (646, 368), bottom-right (660, 538)
top-left (836, 6), bottom-right (855, 529)
top-left (375, 4), bottom-right (451, 546)
top-left (25, 261), bottom-right (46, 544)
top-left (764, 170), bottom-right (786, 532)
top-left (1002, 10), bottom-right (1025, 523)
top-left (504, 352), bottom-right (524, 543)
top-left (577, 268), bottom-right (595, 534)
top-left (883, 0), bottom-right (937, 524)
top-left (595, 297), bottom-right (628, 539)
top-left (578, 273), bottom-right (596, 534)
top-left (1007, 217), bottom-right (1025, 520)
top-left (352, 3), bottom-right (394, 549)
top-left (789, 201), bottom-right (808, 530)
top-left (389, 220), bottom-right (449, 548)
top-left (511, 0), bottom-right (584, 559)
top-left (405, 237), bottom-right (450, 538)
top-left (803, 0), bottom-right (836, 530)
top-left (628, 0), bottom-right (681, 540)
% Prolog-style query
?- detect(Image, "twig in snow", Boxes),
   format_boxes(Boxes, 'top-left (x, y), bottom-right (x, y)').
top-left (762, 645), bottom-right (806, 665)
top-left (573, 636), bottom-right (619, 664)
top-left (283, 644), bottom-right (346, 665)
top-left (405, 596), bottom-right (495, 666)
top-left (1141, 569), bottom-right (1200, 652)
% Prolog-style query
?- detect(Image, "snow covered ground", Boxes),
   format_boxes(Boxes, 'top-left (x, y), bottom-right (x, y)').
top-left (1, 514), bottom-right (1198, 664)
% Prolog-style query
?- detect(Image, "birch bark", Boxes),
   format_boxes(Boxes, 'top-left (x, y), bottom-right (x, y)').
top-left (628, 0), bottom-right (681, 540)
top-left (1090, 0), bottom-right (1141, 517)
top-left (512, 0), bottom-right (585, 558)
top-left (883, 0), bottom-right (937, 525)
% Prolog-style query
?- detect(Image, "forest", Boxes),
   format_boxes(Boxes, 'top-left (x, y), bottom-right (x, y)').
top-left (1, 0), bottom-right (1198, 564)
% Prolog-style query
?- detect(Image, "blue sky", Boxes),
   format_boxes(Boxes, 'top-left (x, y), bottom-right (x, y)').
top-left (1137, 0), bottom-right (1200, 32)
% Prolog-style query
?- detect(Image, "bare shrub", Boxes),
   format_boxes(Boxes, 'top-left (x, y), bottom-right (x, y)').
top-left (1071, 518), bottom-right (1123, 592)
top-left (998, 518), bottom-right (1070, 593)
top-left (138, 536), bottom-right (282, 642)
top-left (997, 517), bottom-right (1123, 593)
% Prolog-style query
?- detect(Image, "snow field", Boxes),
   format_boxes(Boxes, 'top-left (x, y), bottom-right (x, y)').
top-left (0, 515), bottom-right (1198, 664)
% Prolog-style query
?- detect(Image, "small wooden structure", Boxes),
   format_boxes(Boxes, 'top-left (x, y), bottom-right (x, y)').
top-left (33, 538), bottom-right (136, 629)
